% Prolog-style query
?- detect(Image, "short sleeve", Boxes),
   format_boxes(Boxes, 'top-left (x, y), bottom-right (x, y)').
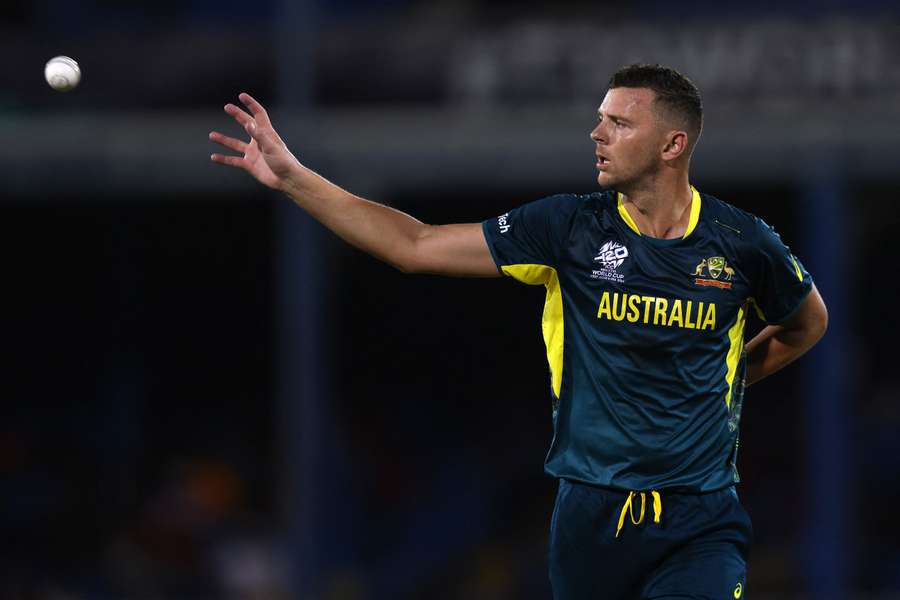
top-left (749, 218), bottom-right (813, 324)
top-left (481, 194), bottom-right (579, 275)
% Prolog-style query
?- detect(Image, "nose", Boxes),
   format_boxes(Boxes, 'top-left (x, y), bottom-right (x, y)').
top-left (590, 121), bottom-right (606, 144)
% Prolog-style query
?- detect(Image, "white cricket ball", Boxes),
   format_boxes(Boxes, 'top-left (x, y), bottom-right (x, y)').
top-left (45, 55), bottom-right (81, 92)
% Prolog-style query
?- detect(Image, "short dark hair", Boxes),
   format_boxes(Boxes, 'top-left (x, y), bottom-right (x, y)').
top-left (609, 64), bottom-right (703, 151)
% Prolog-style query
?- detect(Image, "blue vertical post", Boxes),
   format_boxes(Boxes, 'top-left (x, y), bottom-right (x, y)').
top-left (274, 0), bottom-right (325, 596)
top-left (800, 163), bottom-right (850, 599)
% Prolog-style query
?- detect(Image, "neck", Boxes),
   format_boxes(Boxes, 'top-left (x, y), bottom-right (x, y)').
top-left (619, 171), bottom-right (693, 239)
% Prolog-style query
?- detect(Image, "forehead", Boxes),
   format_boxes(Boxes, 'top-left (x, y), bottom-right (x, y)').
top-left (598, 87), bottom-right (657, 119)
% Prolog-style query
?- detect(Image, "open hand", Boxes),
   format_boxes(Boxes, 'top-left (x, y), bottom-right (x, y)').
top-left (209, 92), bottom-right (298, 191)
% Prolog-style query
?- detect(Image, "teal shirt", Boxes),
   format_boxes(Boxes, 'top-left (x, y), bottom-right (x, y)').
top-left (482, 188), bottom-right (813, 492)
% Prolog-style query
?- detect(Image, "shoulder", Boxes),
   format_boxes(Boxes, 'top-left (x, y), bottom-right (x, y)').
top-left (516, 191), bottom-right (601, 225)
top-left (587, 189), bottom-right (618, 212)
top-left (488, 192), bottom-right (596, 243)
top-left (698, 192), bottom-right (785, 249)
top-left (533, 191), bottom-right (600, 212)
top-left (698, 193), bottom-right (798, 274)
top-left (698, 192), bottom-right (762, 237)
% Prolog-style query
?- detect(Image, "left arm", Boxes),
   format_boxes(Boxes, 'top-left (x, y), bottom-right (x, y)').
top-left (744, 283), bottom-right (828, 386)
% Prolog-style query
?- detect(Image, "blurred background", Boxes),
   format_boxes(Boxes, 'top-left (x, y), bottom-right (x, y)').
top-left (2, 0), bottom-right (899, 599)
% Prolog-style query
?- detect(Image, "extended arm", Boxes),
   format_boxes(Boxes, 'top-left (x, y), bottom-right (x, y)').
top-left (209, 93), bottom-right (499, 277)
top-left (744, 284), bottom-right (828, 386)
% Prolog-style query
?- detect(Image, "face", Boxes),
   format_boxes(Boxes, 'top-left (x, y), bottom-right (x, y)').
top-left (590, 87), bottom-right (666, 191)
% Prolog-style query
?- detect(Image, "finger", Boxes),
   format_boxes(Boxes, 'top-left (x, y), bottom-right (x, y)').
top-left (210, 153), bottom-right (246, 168)
top-left (224, 103), bottom-right (255, 129)
top-left (238, 92), bottom-right (272, 127)
top-left (209, 131), bottom-right (248, 153)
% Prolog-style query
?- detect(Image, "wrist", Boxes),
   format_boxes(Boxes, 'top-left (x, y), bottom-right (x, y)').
top-left (276, 161), bottom-right (310, 196)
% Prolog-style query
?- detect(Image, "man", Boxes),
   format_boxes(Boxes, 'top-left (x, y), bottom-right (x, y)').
top-left (210, 64), bottom-right (827, 599)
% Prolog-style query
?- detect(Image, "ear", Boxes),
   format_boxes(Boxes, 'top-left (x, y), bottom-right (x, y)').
top-left (661, 130), bottom-right (689, 161)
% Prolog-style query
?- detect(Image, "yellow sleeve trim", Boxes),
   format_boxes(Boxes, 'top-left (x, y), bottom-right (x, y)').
top-left (791, 255), bottom-right (803, 282)
top-left (724, 304), bottom-right (747, 409)
top-left (501, 264), bottom-right (565, 398)
top-left (616, 185), bottom-right (702, 239)
top-left (748, 297), bottom-right (766, 321)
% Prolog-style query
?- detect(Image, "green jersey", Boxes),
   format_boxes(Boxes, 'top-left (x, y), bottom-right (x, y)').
top-left (482, 187), bottom-right (812, 492)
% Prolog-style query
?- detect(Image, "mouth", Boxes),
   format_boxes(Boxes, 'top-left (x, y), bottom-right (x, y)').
top-left (596, 154), bottom-right (610, 170)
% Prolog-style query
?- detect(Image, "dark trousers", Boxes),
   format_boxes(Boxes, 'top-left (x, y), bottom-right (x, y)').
top-left (549, 478), bottom-right (752, 600)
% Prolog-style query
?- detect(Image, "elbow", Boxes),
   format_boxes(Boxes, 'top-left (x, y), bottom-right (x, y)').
top-left (807, 299), bottom-right (829, 346)
top-left (814, 303), bottom-right (828, 342)
top-left (393, 259), bottom-right (420, 275)
top-left (391, 249), bottom-right (425, 275)
top-left (393, 228), bottom-right (432, 275)
top-left (804, 284), bottom-right (829, 345)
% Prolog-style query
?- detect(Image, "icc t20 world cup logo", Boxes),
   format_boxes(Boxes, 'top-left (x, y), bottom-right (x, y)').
top-left (594, 240), bottom-right (629, 270)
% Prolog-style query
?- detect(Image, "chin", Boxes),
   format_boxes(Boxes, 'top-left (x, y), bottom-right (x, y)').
top-left (596, 172), bottom-right (616, 190)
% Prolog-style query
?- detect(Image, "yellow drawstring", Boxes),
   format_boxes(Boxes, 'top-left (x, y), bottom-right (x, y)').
top-left (651, 491), bottom-right (662, 524)
top-left (615, 490), bottom-right (663, 538)
top-left (615, 492), bottom-right (632, 537)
